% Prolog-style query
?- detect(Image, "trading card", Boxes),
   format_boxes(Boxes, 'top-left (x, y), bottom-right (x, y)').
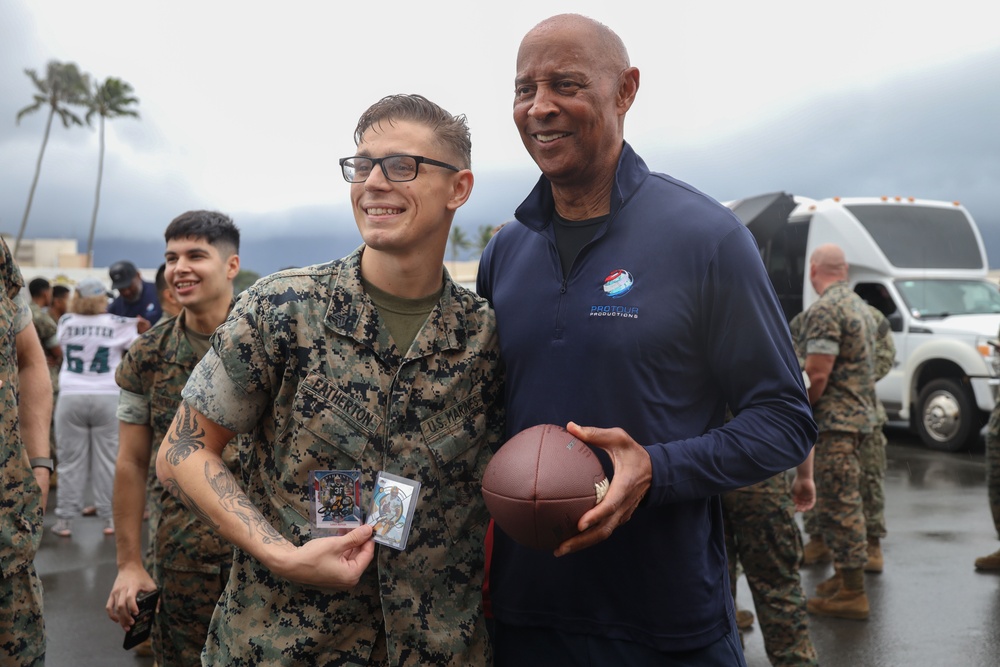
top-left (311, 470), bottom-right (363, 530)
top-left (122, 588), bottom-right (160, 650)
top-left (366, 471), bottom-right (421, 551)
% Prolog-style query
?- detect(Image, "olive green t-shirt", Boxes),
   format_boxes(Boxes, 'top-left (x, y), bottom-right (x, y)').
top-left (362, 277), bottom-right (442, 355)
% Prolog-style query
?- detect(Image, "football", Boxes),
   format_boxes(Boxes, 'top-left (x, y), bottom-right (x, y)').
top-left (482, 423), bottom-right (609, 551)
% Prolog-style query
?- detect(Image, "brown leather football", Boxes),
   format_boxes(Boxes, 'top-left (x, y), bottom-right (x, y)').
top-left (482, 423), bottom-right (609, 551)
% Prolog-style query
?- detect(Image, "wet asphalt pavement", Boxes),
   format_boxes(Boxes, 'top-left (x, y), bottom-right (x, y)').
top-left (739, 426), bottom-right (1000, 667)
top-left (35, 426), bottom-right (1000, 666)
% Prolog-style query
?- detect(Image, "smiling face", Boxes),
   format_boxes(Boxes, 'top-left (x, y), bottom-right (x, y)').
top-left (350, 119), bottom-right (472, 263)
top-left (513, 16), bottom-right (637, 194)
top-left (164, 236), bottom-right (239, 313)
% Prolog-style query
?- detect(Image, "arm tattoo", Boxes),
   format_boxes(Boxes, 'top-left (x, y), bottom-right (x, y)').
top-left (163, 477), bottom-right (221, 531)
top-left (204, 460), bottom-right (287, 546)
top-left (165, 403), bottom-right (207, 466)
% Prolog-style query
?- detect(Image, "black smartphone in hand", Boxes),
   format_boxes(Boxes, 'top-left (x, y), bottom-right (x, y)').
top-left (122, 589), bottom-right (160, 650)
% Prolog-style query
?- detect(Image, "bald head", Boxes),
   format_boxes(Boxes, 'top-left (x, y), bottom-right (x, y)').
top-left (514, 14), bottom-right (639, 210)
top-left (809, 243), bottom-right (849, 294)
top-left (810, 244), bottom-right (847, 274)
top-left (523, 14), bottom-right (630, 73)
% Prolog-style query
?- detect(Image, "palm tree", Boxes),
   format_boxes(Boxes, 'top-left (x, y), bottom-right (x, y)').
top-left (14, 61), bottom-right (89, 255)
top-left (449, 226), bottom-right (472, 270)
top-left (85, 77), bottom-right (140, 265)
top-left (475, 224), bottom-right (495, 256)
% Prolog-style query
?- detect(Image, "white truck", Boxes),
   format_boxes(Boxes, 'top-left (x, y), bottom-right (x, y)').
top-left (727, 192), bottom-right (1000, 451)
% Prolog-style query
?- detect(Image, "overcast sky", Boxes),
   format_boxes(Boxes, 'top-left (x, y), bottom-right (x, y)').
top-left (1, 0), bottom-right (998, 275)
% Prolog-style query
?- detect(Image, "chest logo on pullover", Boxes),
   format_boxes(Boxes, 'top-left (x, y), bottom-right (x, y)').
top-left (602, 269), bottom-right (634, 298)
top-left (591, 269), bottom-right (639, 319)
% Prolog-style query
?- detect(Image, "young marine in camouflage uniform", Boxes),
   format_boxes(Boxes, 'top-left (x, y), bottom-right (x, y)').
top-left (0, 237), bottom-right (53, 666)
top-left (976, 322), bottom-right (1000, 571)
top-left (800, 244), bottom-right (878, 620)
top-left (157, 95), bottom-right (503, 665)
top-left (106, 212), bottom-right (242, 665)
top-left (29, 279), bottom-right (62, 472)
top-left (802, 306), bottom-right (895, 573)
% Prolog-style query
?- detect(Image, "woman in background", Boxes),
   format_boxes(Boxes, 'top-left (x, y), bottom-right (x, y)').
top-left (52, 278), bottom-right (139, 537)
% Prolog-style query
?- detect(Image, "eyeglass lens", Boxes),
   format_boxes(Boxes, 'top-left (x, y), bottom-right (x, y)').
top-left (343, 156), bottom-right (419, 183)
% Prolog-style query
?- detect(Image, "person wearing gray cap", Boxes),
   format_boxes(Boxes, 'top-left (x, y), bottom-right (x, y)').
top-left (51, 278), bottom-right (141, 538)
top-left (108, 260), bottom-right (162, 326)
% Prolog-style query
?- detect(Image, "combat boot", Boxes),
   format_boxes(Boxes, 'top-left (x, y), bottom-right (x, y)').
top-left (865, 538), bottom-right (883, 573)
top-left (736, 609), bottom-right (754, 630)
top-left (807, 586), bottom-right (870, 620)
top-left (808, 567), bottom-right (869, 620)
top-left (815, 570), bottom-right (842, 597)
top-left (974, 548), bottom-right (1000, 570)
top-left (803, 536), bottom-right (832, 565)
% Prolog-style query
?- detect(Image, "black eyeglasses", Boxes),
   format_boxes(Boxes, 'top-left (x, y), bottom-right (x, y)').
top-left (339, 154), bottom-right (461, 183)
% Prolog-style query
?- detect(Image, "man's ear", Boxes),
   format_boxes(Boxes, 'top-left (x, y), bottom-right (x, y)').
top-left (446, 170), bottom-right (475, 212)
top-left (226, 254), bottom-right (241, 280)
top-left (617, 66), bottom-right (640, 115)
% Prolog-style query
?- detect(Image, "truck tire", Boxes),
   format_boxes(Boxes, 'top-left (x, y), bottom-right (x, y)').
top-left (915, 378), bottom-right (981, 452)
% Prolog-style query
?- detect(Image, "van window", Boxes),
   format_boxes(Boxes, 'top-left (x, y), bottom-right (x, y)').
top-left (895, 279), bottom-right (1000, 319)
top-left (855, 282), bottom-right (903, 332)
top-left (846, 204), bottom-right (982, 269)
top-left (764, 220), bottom-right (810, 322)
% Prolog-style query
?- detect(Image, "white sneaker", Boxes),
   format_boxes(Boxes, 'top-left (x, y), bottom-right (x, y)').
top-left (51, 519), bottom-right (72, 537)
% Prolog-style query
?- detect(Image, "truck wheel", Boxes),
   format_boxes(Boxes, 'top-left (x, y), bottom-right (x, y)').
top-left (915, 378), bottom-right (981, 452)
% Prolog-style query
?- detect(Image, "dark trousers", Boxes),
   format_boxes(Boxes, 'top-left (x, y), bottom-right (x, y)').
top-left (493, 619), bottom-right (747, 667)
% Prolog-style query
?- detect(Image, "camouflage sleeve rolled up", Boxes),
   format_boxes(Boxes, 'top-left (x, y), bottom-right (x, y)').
top-left (13, 289), bottom-right (31, 335)
top-left (183, 347), bottom-right (269, 434)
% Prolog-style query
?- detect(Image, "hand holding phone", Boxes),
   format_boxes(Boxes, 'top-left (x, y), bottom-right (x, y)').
top-left (122, 589), bottom-right (159, 650)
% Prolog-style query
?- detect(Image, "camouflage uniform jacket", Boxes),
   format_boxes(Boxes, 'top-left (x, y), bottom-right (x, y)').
top-left (30, 301), bottom-right (59, 392)
top-left (791, 304), bottom-right (894, 425)
top-left (0, 238), bottom-right (44, 577)
top-left (116, 309), bottom-right (237, 574)
top-left (183, 249), bottom-right (504, 665)
top-left (803, 281), bottom-right (878, 433)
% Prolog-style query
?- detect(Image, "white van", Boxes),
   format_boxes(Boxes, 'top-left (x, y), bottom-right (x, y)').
top-left (728, 193), bottom-right (1000, 451)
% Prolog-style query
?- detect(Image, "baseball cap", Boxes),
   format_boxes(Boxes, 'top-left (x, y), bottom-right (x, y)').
top-left (109, 261), bottom-right (138, 290)
top-left (76, 278), bottom-right (110, 299)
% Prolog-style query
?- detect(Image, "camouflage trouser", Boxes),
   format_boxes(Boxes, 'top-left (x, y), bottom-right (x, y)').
top-left (803, 422), bottom-right (886, 541)
top-left (986, 404), bottom-right (1000, 538)
top-left (858, 423), bottom-right (887, 539)
top-left (723, 474), bottom-right (818, 667)
top-left (153, 564), bottom-right (230, 666)
top-left (0, 565), bottom-right (45, 666)
top-left (813, 431), bottom-right (867, 569)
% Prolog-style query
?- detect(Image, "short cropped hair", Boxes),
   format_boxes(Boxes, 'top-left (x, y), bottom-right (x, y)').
top-left (52, 284), bottom-right (70, 300)
top-left (155, 263), bottom-right (168, 293)
top-left (28, 277), bottom-right (51, 298)
top-left (353, 94), bottom-right (472, 170)
top-left (164, 210), bottom-right (240, 257)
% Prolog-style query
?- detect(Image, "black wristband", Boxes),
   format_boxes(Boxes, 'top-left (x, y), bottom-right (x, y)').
top-left (29, 457), bottom-right (54, 472)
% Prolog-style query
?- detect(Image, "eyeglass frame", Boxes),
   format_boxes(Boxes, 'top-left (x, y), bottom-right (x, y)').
top-left (338, 154), bottom-right (462, 183)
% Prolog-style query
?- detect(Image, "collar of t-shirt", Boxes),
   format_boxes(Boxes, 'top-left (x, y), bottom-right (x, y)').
top-left (182, 324), bottom-right (213, 360)
top-left (362, 277), bottom-right (443, 356)
top-left (552, 212), bottom-right (608, 277)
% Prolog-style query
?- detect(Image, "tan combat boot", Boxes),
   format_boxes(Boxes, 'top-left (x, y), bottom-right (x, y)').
top-left (803, 536), bottom-right (832, 565)
top-left (974, 548), bottom-right (1000, 570)
top-left (736, 609), bottom-right (754, 630)
top-left (815, 570), bottom-right (842, 597)
top-left (865, 538), bottom-right (883, 573)
top-left (807, 568), bottom-right (869, 620)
